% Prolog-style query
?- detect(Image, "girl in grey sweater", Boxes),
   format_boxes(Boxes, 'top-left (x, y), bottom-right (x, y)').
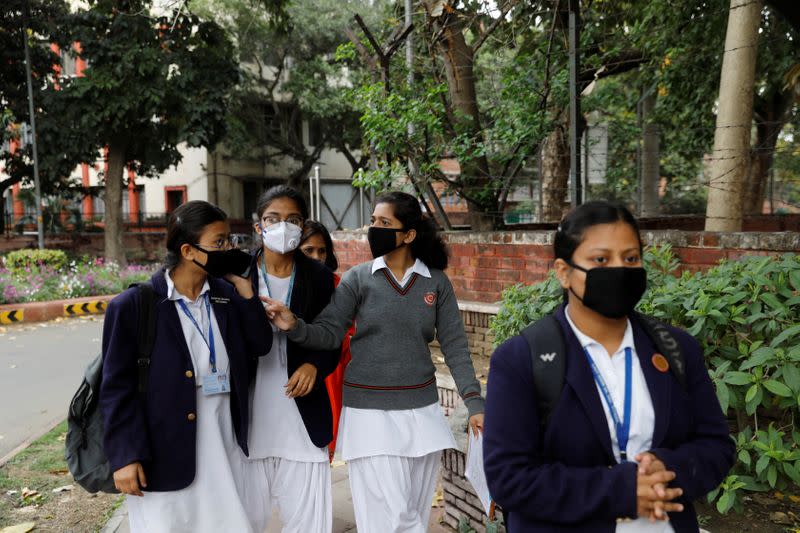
top-left (266, 191), bottom-right (485, 533)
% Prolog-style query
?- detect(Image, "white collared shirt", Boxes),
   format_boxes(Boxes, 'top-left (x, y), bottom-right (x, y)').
top-left (564, 306), bottom-right (673, 533)
top-left (248, 270), bottom-right (328, 462)
top-left (371, 256), bottom-right (431, 286)
top-left (165, 270), bottom-right (230, 385)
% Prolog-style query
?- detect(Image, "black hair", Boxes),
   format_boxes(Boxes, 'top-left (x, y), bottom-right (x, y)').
top-left (553, 200), bottom-right (643, 263)
top-left (165, 200), bottom-right (228, 269)
top-left (374, 191), bottom-right (448, 270)
top-left (256, 185), bottom-right (309, 220)
top-left (300, 220), bottom-right (339, 271)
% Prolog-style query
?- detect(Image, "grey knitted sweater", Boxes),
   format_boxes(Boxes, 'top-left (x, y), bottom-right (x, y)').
top-left (288, 260), bottom-right (485, 417)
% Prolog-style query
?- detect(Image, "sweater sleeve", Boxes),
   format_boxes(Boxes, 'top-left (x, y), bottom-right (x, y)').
top-left (287, 267), bottom-right (358, 350)
top-left (300, 268), bottom-right (343, 381)
top-left (436, 274), bottom-right (485, 417)
top-left (484, 336), bottom-right (638, 523)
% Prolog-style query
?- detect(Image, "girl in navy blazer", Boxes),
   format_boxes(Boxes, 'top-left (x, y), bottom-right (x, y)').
top-left (239, 185), bottom-right (341, 533)
top-left (484, 201), bottom-right (734, 532)
top-left (100, 201), bottom-right (272, 533)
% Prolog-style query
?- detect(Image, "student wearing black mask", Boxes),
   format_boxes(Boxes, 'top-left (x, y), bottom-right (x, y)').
top-left (483, 201), bottom-right (734, 532)
top-left (99, 201), bottom-right (271, 533)
top-left (265, 191), bottom-right (485, 533)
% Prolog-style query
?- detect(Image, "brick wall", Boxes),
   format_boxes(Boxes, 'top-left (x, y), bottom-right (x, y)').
top-left (438, 372), bottom-right (504, 533)
top-left (333, 230), bottom-right (799, 304)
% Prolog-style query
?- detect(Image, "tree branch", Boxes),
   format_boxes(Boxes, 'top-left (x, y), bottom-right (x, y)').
top-left (354, 14), bottom-right (385, 61)
top-left (384, 23), bottom-right (414, 58)
top-left (579, 49), bottom-right (646, 88)
top-left (345, 27), bottom-right (379, 76)
top-left (472, 0), bottom-right (521, 54)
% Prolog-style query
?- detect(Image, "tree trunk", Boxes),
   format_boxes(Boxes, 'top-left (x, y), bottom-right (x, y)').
top-left (705, 0), bottom-right (762, 232)
top-left (104, 138), bottom-right (127, 267)
top-left (541, 121), bottom-right (570, 222)
top-left (743, 94), bottom-right (792, 214)
top-left (431, 9), bottom-right (497, 230)
top-left (640, 93), bottom-right (661, 217)
top-left (0, 189), bottom-right (5, 234)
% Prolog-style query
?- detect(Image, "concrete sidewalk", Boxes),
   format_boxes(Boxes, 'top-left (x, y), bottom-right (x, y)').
top-left (101, 463), bottom-right (450, 533)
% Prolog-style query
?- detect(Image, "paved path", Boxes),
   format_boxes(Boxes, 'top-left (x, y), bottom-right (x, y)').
top-left (0, 316), bottom-right (103, 461)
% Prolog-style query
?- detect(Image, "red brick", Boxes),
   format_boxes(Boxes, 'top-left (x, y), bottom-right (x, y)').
top-left (474, 257), bottom-right (501, 269)
top-left (478, 268), bottom-right (504, 280)
top-left (473, 279), bottom-right (504, 294)
top-left (497, 257), bottom-right (526, 270)
top-left (687, 248), bottom-right (726, 265)
top-left (702, 233), bottom-right (721, 247)
top-left (685, 231), bottom-right (702, 247)
top-left (525, 259), bottom-right (552, 274)
top-left (496, 269), bottom-right (522, 282)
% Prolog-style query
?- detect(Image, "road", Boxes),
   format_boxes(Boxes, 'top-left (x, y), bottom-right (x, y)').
top-left (0, 316), bottom-right (103, 461)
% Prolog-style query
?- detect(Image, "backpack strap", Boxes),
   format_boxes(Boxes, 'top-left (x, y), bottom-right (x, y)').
top-left (521, 315), bottom-right (567, 428)
top-left (634, 312), bottom-right (687, 389)
top-left (131, 282), bottom-right (158, 396)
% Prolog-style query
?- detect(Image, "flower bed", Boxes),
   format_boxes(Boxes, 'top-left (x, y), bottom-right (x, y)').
top-left (0, 256), bottom-right (156, 304)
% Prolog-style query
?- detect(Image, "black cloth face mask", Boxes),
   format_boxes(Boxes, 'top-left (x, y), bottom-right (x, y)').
top-left (568, 262), bottom-right (647, 319)
top-left (191, 245), bottom-right (253, 278)
top-left (367, 226), bottom-right (405, 259)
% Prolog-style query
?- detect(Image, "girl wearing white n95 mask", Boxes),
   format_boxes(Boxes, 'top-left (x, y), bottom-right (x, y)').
top-left (238, 185), bottom-right (341, 533)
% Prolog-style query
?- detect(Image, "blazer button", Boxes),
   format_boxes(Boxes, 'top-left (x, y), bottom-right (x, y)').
top-left (185, 370), bottom-right (194, 379)
top-left (187, 413), bottom-right (196, 421)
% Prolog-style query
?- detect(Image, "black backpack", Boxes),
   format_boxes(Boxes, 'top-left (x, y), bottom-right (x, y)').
top-left (65, 282), bottom-right (157, 493)
top-left (520, 312), bottom-right (686, 428)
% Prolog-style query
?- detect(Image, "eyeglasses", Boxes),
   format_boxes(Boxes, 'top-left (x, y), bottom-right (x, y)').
top-left (195, 234), bottom-right (239, 250)
top-left (261, 215), bottom-right (304, 228)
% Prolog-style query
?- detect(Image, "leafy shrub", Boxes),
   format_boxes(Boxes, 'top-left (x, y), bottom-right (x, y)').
top-left (4, 249), bottom-right (68, 273)
top-left (490, 246), bottom-right (800, 513)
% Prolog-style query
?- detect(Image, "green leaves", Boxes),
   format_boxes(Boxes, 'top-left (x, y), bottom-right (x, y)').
top-left (763, 380), bottom-right (793, 398)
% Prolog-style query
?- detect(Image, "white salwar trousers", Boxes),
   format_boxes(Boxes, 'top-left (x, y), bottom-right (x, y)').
top-left (239, 456), bottom-right (332, 533)
top-left (347, 451), bottom-right (442, 533)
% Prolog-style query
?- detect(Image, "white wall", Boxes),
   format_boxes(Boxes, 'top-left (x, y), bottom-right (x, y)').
top-left (144, 144), bottom-right (208, 213)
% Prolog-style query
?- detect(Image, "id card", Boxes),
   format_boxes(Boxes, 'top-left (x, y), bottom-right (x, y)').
top-left (202, 373), bottom-right (231, 395)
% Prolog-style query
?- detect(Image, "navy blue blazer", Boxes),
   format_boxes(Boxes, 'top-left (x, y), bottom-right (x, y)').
top-left (249, 249), bottom-right (341, 448)
top-left (483, 305), bottom-right (734, 532)
top-left (99, 270), bottom-right (272, 492)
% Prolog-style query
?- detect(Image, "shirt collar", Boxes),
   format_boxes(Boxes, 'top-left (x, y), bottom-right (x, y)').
top-left (371, 256), bottom-right (432, 278)
top-left (564, 305), bottom-right (634, 356)
top-left (165, 269), bottom-right (211, 303)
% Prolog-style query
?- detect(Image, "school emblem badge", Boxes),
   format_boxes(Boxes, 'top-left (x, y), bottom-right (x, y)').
top-left (424, 292), bottom-right (436, 306)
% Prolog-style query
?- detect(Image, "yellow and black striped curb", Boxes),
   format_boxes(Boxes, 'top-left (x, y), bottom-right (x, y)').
top-left (64, 301), bottom-right (107, 316)
top-left (0, 309), bottom-right (23, 324)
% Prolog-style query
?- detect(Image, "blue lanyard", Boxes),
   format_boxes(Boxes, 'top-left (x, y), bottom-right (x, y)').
top-left (583, 347), bottom-right (633, 462)
top-left (260, 256), bottom-right (296, 306)
top-left (177, 294), bottom-right (217, 373)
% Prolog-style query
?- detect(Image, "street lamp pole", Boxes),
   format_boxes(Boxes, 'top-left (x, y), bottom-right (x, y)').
top-left (568, 0), bottom-right (582, 208)
top-left (22, 0), bottom-right (45, 249)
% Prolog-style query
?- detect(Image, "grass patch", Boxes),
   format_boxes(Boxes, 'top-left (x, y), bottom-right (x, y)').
top-left (0, 419), bottom-right (117, 530)
top-left (0, 420), bottom-right (69, 518)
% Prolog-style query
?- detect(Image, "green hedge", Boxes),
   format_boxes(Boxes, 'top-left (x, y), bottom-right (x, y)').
top-left (490, 245), bottom-right (800, 513)
top-left (3, 249), bottom-right (68, 274)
